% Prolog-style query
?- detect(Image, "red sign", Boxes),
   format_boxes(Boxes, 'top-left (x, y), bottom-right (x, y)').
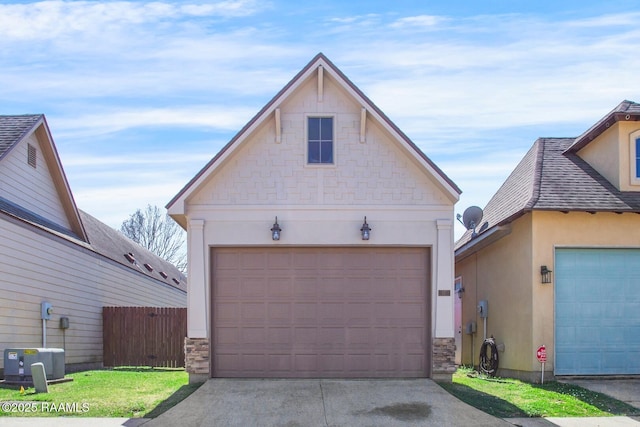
top-left (536, 345), bottom-right (547, 363)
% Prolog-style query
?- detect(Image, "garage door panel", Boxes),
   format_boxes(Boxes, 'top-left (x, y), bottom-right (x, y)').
top-left (216, 327), bottom-right (239, 344)
top-left (241, 303), bottom-right (265, 321)
top-left (555, 248), bottom-right (640, 375)
top-left (294, 278), bottom-right (318, 297)
top-left (242, 328), bottom-right (266, 344)
top-left (269, 355), bottom-right (292, 371)
top-left (267, 302), bottom-right (291, 321)
top-left (268, 277), bottom-right (293, 296)
top-left (267, 328), bottom-right (291, 344)
top-left (212, 247), bottom-right (430, 378)
top-left (400, 278), bottom-right (425, 298)
top-left (217, 278), bottom-right (240, 297)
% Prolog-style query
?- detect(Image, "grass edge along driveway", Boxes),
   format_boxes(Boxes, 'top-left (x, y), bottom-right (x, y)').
top-left (438, 367), bottom-right (640, 419)
top-left (0, 367), bottom-right (203, 418)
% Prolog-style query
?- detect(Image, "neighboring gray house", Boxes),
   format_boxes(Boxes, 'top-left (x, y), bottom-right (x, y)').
top-left (0, 114), bottom-right (186, 375)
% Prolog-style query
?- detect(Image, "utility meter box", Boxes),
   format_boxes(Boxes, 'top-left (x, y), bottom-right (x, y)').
top-left (478, 300), bottom-right (489, 318)
top-left (3, 348), bottom-right (64, 382)
top-left (465, 321), bottom-right (477, 334)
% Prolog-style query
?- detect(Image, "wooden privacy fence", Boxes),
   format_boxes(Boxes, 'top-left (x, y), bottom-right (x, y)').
top-left (103, 307), bottom-right (187, 368)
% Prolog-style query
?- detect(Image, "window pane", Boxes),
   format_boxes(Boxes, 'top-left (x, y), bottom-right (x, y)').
top-left (308, 140), bottom-right (320, 163)
top-left (320, 118), bottom-right (333, 139)
top-left (636, 138), bottom-right (640, 178)
top-left (308, 117), bottom-right (333, 164)
top-left (321, 140), bottom-right (333, 163)
top-left (308, 118), bottom-right (320, 140)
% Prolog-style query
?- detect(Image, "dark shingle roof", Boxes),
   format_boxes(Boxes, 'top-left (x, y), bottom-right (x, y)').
top-left (567, 100), bottom-right (640, 152)
top-left (0, 115), bottom-right (43, 160)
top-left (456, 137), bottom-right (640, 250)
top-left (79, 210), bottom-right (187, 292)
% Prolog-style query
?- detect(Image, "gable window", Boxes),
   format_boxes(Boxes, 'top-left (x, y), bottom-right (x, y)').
top-left (631, 131), bottom-right (640, 186)
top-left (636, 137), bottom-right (640, 179)
top-left (27, 143), bottom-right (37, 168)
top-left (307, 117), bottom-right (333, 164)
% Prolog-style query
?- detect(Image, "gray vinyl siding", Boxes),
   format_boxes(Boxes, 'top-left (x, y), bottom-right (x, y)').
top-left (0, 134), bottom-right (71, 229)
top-left (0, 217), bottom-right (186, 370)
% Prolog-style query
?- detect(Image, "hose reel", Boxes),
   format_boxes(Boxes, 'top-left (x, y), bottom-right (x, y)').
top-left (479, 336), bottom-right (499, 376)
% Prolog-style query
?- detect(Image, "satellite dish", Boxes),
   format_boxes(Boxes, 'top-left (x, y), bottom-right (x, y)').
top-left (456, 206), bottom-right (483, 237)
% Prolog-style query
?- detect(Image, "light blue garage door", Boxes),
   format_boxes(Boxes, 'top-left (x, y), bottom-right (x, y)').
top-left (555, 248), bottom-right (640, 375)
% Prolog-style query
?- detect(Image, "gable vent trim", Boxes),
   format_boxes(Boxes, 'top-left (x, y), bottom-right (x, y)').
top-left (27, 144), bottom-right (37, 168)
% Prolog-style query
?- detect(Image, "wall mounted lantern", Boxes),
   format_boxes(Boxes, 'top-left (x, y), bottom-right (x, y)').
top-left (541, 265), bottom-right (552, 284)
top-left (270, 217), bottom-right (281, 241)
top-left (360, 216), bottom-right (371, 240)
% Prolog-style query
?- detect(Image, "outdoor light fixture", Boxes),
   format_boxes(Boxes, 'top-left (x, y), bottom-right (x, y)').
top-left (270, 216), bottom-right (281, 241)
top-left (541, 265), bottom-right (552, 284)
top-left (360, 216), bottom-right (371, 240)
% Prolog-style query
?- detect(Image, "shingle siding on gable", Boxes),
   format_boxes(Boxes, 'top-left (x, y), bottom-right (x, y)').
top-left (0, 133), bottom-right (72, 230)
top-left (190, 74), bottom-right (446, 207)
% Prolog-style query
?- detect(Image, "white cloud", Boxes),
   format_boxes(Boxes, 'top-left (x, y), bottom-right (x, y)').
top-left (390, 15), bottom-right (443, 29)
top-left (3, 4), bottom-right (640, 232)
top-left (52, 106), bottom-right (257, 138)
top-left (0, 0), bottom-right (266, 40)
top-left (565, 11), bottom-right (640, 28)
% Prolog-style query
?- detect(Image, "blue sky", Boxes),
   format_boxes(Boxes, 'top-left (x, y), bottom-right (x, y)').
top-left (2, 1), bottom-right (640, 238)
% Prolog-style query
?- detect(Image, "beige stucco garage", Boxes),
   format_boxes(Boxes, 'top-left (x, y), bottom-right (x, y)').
top-left (167, 54), bottom-right (460, 382)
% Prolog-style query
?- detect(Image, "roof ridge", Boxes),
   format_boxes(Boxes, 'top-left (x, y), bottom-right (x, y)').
top-left (525, 139), bottom-right (544, 210)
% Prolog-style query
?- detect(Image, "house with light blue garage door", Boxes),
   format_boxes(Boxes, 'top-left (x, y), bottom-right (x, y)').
top-left (454, 100), bottom-right (640, 381)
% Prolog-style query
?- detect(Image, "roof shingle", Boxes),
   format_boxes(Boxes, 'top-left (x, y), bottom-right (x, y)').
top-left (0, 115), bottom-right (42, 160)
top-left (456, 136), bottom-right (640, 250)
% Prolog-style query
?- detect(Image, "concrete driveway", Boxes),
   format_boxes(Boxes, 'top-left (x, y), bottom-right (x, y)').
top-left (145, 378), bottom-right (512, 427)
top-left (561, 378), bottom-right (640, 410)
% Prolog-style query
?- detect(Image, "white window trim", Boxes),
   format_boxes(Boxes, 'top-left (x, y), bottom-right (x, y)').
top-left (305, 114), bottom-right (337, 167)
top-left (629, 129), bottom-right (640, 186)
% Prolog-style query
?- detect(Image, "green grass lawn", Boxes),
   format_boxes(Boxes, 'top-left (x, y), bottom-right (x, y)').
top-left (0, 367), bottom-right (202, 418)
top-left (439, 367), bottom-right (640, 418)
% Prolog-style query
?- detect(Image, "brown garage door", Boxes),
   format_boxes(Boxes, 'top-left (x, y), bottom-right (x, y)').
top-left (211, 247), bottom-right (430, 378)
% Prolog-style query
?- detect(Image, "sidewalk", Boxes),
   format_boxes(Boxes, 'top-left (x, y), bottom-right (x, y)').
top-left (505, 416), bottom-right (640, 426)
top-left (0, 419), bottom-right (149, 426)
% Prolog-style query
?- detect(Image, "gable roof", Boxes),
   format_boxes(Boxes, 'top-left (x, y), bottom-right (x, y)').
top-left (455, 137), bottom-right (640, 252)
top-left (566, 100), bottom-right (640, 153)
top-left (0, 115), bottom-right (186, 292)
top-left (0, 114), bottom-right (88, 241)
top-left (167, 53), bottom-right (461, 224)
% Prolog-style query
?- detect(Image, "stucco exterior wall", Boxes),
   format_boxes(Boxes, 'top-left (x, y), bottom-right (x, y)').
top-left (531, 210), bottom-right (640, 374)
top-left (578, 121), bottom-right (640, 192)
top-left (0, 216), bottom-right (187, 372)
top-left (455, 215), bottom-right (533, 375)
top-left (456, 210), bottom-right (640, 379)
